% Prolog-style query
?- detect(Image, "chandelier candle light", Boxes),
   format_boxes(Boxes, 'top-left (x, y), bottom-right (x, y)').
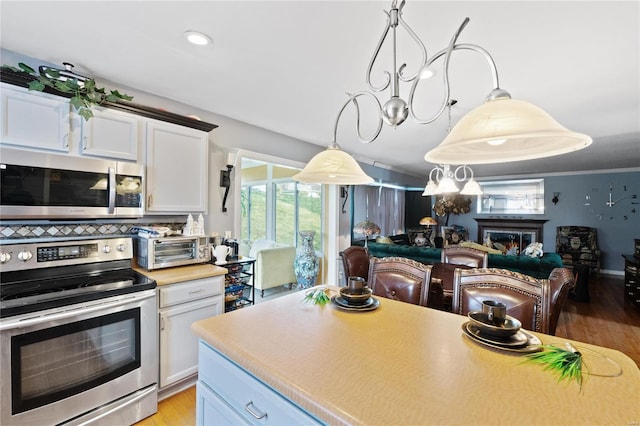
top-left (294, 0), bottom-right (592, 185)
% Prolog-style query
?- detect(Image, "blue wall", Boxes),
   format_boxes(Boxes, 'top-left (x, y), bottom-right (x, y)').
top-left (437, 170), bottom-right (640, 272)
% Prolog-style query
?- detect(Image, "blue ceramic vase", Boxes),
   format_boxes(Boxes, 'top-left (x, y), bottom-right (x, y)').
top-left (294, 231), bottom-right (319, 288)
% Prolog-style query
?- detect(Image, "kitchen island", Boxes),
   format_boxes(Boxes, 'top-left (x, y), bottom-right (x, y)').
top-left (192, 287), bottom-right (640, 425)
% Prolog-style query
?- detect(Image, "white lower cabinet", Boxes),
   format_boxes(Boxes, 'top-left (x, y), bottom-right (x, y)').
top-left (158, 277), bottom-right (223, 389)
top-left (197, 341), bottom-right (321, 425)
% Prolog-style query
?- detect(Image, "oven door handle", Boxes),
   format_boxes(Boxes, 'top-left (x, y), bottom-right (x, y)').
top-left (0, 290), bottom-right (156, 330)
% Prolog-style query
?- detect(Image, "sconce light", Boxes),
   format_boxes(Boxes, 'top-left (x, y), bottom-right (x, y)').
top-left (341, 185), bottom-right (350, 214)
top-left (552, 192), bottom-right (560, 205)
top-left (220, 152), bottom-right (236, 212)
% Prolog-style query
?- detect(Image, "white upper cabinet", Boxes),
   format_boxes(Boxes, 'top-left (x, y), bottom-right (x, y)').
top-left (145, 120), bottom-right (209, 213)
top-left (1, 84), bottom-right (71, 152)
top-left (79, 107), bottom-right (140, 161)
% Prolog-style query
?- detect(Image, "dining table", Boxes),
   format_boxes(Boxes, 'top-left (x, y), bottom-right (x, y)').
top-left (192, 285), bottom-right (640, 425)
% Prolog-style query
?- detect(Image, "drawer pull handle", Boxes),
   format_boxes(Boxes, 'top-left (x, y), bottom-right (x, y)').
top-left (244, 401), bottom-right (267, 419)
top-left (189, 289), bottom-right (203, 294)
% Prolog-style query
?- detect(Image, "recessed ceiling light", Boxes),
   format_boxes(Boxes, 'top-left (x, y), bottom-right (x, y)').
top-left (184, 30), bottom-right (212, 46)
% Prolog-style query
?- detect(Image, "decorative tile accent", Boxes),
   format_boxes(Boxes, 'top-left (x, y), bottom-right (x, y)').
top-left (0, 221), bottom-right (187, 241)
top-left (1, 227), bottom-right (15, 237)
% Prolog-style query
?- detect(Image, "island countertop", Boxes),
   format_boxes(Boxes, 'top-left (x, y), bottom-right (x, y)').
top-left (192, 287), bottom-right (640, 425)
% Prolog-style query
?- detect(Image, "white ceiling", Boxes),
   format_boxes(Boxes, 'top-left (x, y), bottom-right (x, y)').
top-left (1, 1), bottom-right (639, 179)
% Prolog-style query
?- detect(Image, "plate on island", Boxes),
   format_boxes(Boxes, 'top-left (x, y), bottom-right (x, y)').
top-left (462, 322), bottom-right (542, 353)
top-left (331, 295), bottom-right (380, 312)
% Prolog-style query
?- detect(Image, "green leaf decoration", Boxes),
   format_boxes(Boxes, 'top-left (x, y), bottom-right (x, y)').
top-left (27, 80), bottom-right (45, 91)
top-left (2, 62), bottom-right (134, 121)
top-left (523, 344), bottom-right (584, 390)
top-left (18, 63), bottom-right (36, 74)
top-left (70, 96), bottom-right (85, 110)
top-left (303, 288), bottom-right (331, 306)
top-left (78, 107), bottom-right (94, 121)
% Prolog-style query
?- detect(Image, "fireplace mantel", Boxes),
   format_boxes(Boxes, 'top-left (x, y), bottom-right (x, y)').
top-left (474, 218), bottom-right (548, 254)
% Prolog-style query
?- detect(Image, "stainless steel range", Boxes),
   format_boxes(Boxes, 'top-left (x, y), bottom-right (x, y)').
top-left (0, 237), bottom-right (158, 426)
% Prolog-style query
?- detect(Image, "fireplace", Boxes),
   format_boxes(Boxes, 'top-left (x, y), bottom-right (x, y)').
top-left (475, 218), bottom-right (547, 255)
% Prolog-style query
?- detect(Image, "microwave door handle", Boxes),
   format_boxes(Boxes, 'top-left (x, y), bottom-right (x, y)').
top-left (108, 167), bottom-right (116, 214)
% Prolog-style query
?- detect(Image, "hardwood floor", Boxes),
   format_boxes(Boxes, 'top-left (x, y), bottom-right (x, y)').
top-left (136, 386), bottom-right (196, 426)
top-left (554, 273), bottom-right (640, 368)
top-left (136, 273), bottom-right (640, 425)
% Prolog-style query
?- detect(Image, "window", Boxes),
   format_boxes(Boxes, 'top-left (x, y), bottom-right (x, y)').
top-left (240, 159), bottom-right (322, 252)
top-left (477, 179), bottom-right (545, 215)
top-left (240, 184), bottom-right (266, 241)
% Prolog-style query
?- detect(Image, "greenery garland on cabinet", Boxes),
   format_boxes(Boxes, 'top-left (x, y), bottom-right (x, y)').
top-left (1, 62), bottom-right (133, 121)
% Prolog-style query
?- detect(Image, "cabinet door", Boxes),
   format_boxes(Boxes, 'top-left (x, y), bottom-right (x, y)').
top-left (146, 120), bottom-right (208, 213)
top-left (159, 296), bottom-right (222, 388)
top-left (80, 107), bottom-right (139, 161)
top-left (196, 381), bottom-right (249, 426)
top-left (0, 84), bottom-right (70, 152)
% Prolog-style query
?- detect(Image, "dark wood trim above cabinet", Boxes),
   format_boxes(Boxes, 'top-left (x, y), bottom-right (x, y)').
top-left (1, 68), bottom-right (218, 132)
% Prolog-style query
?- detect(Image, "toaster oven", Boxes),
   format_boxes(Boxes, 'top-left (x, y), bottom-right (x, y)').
top-left (135, 235), bottom-right (210, 270)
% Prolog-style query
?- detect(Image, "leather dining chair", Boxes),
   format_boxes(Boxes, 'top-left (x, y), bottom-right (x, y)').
top-left (547, 267), bottom-right (576, 335)
top-left (367, 257), bottom-right (434, 307)
top-left (441, 246), bottom-right (488, 268)
top-left (452, 268), bottom-right (551, 333)
top-left (339, 246), bottom-right (370, 286)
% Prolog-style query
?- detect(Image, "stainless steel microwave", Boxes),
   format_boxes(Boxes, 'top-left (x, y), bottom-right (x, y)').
top-left (0, 147), bottom-right (144, 218)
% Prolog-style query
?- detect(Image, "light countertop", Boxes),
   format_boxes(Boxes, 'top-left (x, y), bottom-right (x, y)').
top-left (134, 263), bottom-right (227, 286)
top-left (192, 286), bottom-right (640, 425)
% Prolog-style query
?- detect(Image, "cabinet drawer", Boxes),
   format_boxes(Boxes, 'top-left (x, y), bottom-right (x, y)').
top-left (159, 276), bottom-right (223, 308)
top-left (198, 342), bottom-right (320, 425)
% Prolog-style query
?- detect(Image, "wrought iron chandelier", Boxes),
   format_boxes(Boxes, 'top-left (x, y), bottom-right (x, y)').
top-left (294, 0), bottom-right (592, 185)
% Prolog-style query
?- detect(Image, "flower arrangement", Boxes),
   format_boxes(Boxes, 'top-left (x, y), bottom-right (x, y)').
top-left (432, 194), bottom-right (471, 225)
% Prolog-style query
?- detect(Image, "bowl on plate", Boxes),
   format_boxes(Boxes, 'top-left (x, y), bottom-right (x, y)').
top-left (468, 311), bottom-right (522, 338)
top-left (339, 287), bottom-right (372, 305)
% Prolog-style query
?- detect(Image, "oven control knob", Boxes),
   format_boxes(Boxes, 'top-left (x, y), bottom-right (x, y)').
top-left (102, 245), bottom-right (112, 253)
top-left (116, 243), bottom-right (127, 252)
top-left (0, 251), bottom-right (11, 263)
top-left (17, 250), bottom-right (33, 262)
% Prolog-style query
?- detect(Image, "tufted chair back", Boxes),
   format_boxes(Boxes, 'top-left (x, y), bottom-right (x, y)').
top-left (441, 246), bottom-right (489, 268)
top-left (452, 268), bottom-right (551, 333)
top-left (340, 246), bottom-right (370, 286)
top-left (368, 257), bottom-right (433, 307)
top-left (547, 267), bottom-right (576, 335)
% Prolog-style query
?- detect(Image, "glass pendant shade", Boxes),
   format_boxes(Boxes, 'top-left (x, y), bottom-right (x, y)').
top-left (460, 178), bottom-right (483, 195)
top-left (435, 177), bottom-right (459, 194)
top-left (293, 146), bottom-right (374, 185)
top-left (424, 98), bottom-right (593, 165)
top-left (422, 180), bottom-right (438, 196)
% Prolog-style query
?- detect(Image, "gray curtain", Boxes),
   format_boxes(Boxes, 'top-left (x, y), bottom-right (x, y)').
top-left (353, 186), bottom-right (405, 239)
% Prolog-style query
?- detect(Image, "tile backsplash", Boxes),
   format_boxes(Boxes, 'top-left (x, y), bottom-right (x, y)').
top-left (0, 221), bottom-right (185, 240)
